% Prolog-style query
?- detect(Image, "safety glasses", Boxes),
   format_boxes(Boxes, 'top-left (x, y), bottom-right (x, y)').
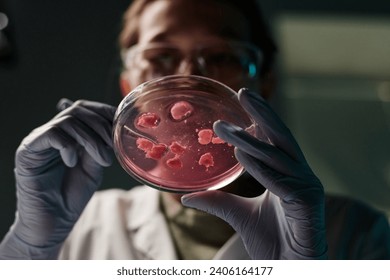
top-left (122, 41), bottom-right (262, 83)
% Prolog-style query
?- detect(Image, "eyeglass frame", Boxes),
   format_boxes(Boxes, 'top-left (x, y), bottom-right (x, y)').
top-left (120, 40), bottom-right (263, 83)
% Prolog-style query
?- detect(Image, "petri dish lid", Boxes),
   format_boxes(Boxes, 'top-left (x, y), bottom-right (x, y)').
top-left (113, 75), bottom-right (253, 193)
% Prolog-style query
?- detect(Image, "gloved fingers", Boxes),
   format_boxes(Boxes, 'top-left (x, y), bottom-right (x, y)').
top-left (54, 100), bottom-right (116, 147)
top-left (24, 115), bottom-right (112, 168)
top-left (238, 88), bottom-right (305, 162)
top-left (234, 148), bottom-right (295, 200)
top-left (213, 120), bottom-right (305, 178)
top-left (181, 190), bottom-right (255, 233)
top-left (56, 98), bottom-right (73, 111)
top-left (16, 127), bottom-right (79, 176)
top-left (50, 115), bottom-right (113, 167)
top-left (62, 151), bottom-right (103, 214)
top-left (55, 99), bottom-right (117, 124)
top-left (235, 149), bottom-right (323, 201)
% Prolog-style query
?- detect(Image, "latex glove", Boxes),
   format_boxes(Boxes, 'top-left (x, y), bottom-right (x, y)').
top-left (182, 89), bottom-right (327, 259)
top-left (0, 99), bottom-right (116, 259)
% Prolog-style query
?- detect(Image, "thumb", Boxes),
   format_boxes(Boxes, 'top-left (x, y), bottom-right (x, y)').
top-left (181, 190), bottom-right (253, 229)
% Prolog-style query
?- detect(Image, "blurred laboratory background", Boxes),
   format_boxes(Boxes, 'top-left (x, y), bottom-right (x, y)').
top-left (0, 0), bottom-right (389, 240)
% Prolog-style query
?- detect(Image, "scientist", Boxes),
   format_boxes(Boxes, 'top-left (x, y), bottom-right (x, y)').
top-left (0, 0), bottom-right (389, 259)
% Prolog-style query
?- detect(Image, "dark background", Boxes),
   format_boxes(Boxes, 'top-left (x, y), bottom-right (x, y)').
top-left (1, 0), bottom-right (389, 240)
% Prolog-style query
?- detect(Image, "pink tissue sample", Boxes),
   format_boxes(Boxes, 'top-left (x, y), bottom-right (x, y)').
top-left (198, 152), bottom-right (214, 168)
top-left (197, 129), bottom-right (213, 145)
top-left (146, 144), bottom-right (167, 160)
top-left (170, 101), bottom-right (193, 121)
top-left (137, 112), bottom-right (160, 128)
top-left (169, 141), bottom-right (186, 155)
top-left (166, 155), bottom-right (183, 169)
top-left (136, 137), bottom-right (167, 160)
top-left (211, 136), bottom-right (225, 144)
top-left (136, 138), bottom-right (154, 152)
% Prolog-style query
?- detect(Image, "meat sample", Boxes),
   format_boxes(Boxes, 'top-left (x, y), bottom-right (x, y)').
top-left (169, 141), bottom-right (186, 155)
top-left (136, 137), bottom-right (167, 160)
top-left (170, 101), bottom-right (193, 121)
top-left (197, 129), bottom-right (213, 145)
top-left (136, 112), bottom-right (160, 128)
top-left (198, 152), bottom-right (214, 168)
top-left (166, 155), bottom-right (183, 169)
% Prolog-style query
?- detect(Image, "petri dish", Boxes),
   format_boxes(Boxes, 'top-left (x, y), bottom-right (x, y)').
top-left (113, 75), bottom-right (253, 193)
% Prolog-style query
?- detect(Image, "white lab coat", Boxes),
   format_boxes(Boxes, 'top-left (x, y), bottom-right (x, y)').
top-left (58, 186), bottom-right (390, 260)
top-left (58, 186), bottom-right (249, 259)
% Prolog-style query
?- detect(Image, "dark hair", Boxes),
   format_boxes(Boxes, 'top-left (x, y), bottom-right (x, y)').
top-left (119, 0), bottom-right (277, 75)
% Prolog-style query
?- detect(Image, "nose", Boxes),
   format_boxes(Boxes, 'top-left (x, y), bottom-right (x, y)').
top-left (177, 57), bottom-right (203, 76)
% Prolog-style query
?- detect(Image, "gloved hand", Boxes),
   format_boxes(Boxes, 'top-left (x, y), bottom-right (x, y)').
top-left (182, 89), bottom-right (327, 259)
top-left (0, 99), bottom-right (116, 259)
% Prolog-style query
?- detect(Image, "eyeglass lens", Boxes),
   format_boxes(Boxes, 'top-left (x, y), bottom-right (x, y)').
top-left (127, 43), bottom-right (260, 82)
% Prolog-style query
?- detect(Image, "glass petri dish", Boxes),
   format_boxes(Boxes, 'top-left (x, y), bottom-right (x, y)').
top-left (113, 75), bottom-right (253, 193)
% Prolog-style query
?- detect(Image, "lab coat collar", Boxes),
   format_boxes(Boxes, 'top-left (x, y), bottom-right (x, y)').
top-left (125, 186), bottom-right (178, 259)
top-left (124, 186), bottom-right (250, 260)
top-left (125, 186), bottom-right (162, 230)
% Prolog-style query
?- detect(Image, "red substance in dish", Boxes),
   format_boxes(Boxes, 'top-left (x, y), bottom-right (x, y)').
top-left (136, 137), bottom-right (167, 160)
top-left (137, 112), bottom-right (160, 128)
top-left (146, 143), bottom-right (167, 160)
top-left (136, 138), bottom-right (154, 152)
top-left (198, 152), bottom-right (214, 168)
top-left (170, 101), bottom-right (193, 121)
top-left (211, 136), bottom-right (225, 144)
top-left (169, 141), bottom-right (186, 155)
top-left (197, 129), bottom-right (213, 145)
top-left (166, 155), bottom-right (183, 169)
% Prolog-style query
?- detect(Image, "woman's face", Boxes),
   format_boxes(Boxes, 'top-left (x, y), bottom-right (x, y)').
top-left (120, 0), bottom-right (262, 93)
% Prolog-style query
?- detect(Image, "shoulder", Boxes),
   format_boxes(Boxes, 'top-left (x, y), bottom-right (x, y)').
top-left (59, 186), bottom-right (162, 259)
top-left (325, 194), bottom-right (390, 259)
top-left (325, 194), bottom-right (388, 226)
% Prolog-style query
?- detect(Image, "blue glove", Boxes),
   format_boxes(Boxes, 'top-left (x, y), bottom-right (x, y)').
top-left (182, 89), bottom-right (327, 259)
top-left (0, 99), bottom-right (116, 259)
